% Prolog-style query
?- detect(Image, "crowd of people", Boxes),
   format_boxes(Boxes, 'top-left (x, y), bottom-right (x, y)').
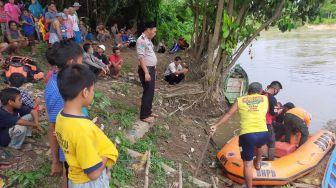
top-left (0, 16), bottom-right (191, 187)
top-left (0, 0), bottom-right (141, 60)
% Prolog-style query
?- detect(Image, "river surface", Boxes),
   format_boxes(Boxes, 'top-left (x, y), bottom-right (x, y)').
top-left (213, 28), bottom-right (336, 147)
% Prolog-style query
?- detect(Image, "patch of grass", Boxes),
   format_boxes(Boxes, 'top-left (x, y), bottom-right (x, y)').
top-left (110, 147), bottom-right (135, 188)
top-left (91, 89), bottom-right (172, 187)
top-left (130, 125), bottom-right (172, 187)
top-left (111, 100), bottom-right (124, 109)
top-left (116, 107), bottom-right (137, 129)
top-left (91, 90), bottom-right (137, 129)
top-left (107, 124), bottom-right (172, 188)
top-left (107, 131), bottom-right (134, 187)
top-left (111, 82), bottom-right (129, 95)
top-left (4, 160), bottom-right (50, 188)
top-left (122, 63), bottom-right (132, 73)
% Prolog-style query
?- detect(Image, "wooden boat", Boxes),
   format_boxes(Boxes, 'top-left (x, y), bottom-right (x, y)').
top-left (322, 146), bottom-right (336, 188)
top-left (217, 130), bottom-right (335, 186)
top-left (223, 64), bottom-right (249, 104)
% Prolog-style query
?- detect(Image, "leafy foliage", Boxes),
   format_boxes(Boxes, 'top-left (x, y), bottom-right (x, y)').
top-left (156, 0), bottom-right (194, 45)
top-left (219, 0), bottom-right (324, 58)
top-left (312, 0), bottom-right (336, 24)
top-left (5, 161), bottom-right (50, 188)
top-left (91, 90), bottom-right (137, 129)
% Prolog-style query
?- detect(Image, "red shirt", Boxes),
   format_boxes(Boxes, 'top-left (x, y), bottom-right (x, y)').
top-left (108, 54), bottom-right (122, 66)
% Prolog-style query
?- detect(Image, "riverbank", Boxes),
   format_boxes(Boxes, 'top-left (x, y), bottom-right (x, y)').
top-left (306, 24), bottom-right (336, 30)
top-left (0, 41), bottom-right (334, 187)
top-left (0, 42), bottom-right (232, 187)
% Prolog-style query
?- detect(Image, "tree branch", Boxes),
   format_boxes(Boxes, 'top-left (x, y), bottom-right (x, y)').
top-left (235, 3), bottom-right (248, 25)
top-left (229, 0), bottom-right (285, 70)
top-left (212, 0), bottom-right (225, 44)
top-left (228, 0), bottom-right (234, 19)
top-left (196, 0), bottom-right (209, 60)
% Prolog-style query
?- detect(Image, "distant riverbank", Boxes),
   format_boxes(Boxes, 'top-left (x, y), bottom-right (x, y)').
top-left (306, 24), bottom-right (336, 31)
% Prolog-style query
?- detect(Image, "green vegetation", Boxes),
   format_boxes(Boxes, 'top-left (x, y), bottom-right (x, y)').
top-left (108, 126), bottom-right (172, 188)
top-left (110, 83), bottom-right (129, 95)
top-left (4, 160), bottom-right (50, 188)
top-left (92, 90), bottom-right (173, 187)
top-left (313, 0), bottom-right (336, 24)
top-left (122, 63), bottom-right (132, 74)
top-left (91, 90), bottom-right (137, 129)
top-left (156, 0), bottom-right (193, 45)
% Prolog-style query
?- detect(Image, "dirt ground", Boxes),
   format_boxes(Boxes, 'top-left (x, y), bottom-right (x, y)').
top-left (0, 42), bottom-right (334, 188)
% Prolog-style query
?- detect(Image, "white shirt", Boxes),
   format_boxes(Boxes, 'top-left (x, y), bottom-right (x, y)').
top-left (164, 62), bottom-right (183, 76)
top-left (136, 33), bottom-right (157, 66)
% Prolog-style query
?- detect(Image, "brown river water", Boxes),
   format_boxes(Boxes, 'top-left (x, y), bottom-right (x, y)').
top-left (213, 28), bottom-right (336, 147)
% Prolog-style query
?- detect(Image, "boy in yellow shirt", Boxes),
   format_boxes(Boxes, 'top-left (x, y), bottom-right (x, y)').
top-left (55, 64), bottom-right (118, 187)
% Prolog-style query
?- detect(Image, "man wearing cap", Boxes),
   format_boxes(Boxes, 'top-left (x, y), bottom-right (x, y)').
top-left (49, 13), bottom-right (66, 44)
top-left (282, 102), bottom-right (311, 147)
top-left (71, 2), bottom-right (81, 43)
top-left (93, 44), bottom-right (109, 65)
top-left (210, 82), bottom-right (269, 188)
top-left (261, 81), bottom-right (282, 160)
top-left (136, 22), bottom-right (158, 123)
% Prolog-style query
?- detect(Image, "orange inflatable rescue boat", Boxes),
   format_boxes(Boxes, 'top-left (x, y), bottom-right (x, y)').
top-left (217, 130), bottom-right (335, 186)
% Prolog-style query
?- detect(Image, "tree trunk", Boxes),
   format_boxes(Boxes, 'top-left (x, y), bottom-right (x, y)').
top-left (196, 0), bottom-right (208, 61)
top-left (204, 0), bottom-right (224, 92)
top-left (192, 1), bottom-right (200, 55)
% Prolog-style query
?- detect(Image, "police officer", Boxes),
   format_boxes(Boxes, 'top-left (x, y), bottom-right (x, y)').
top-left (136, 22), bottom-right (158, 123)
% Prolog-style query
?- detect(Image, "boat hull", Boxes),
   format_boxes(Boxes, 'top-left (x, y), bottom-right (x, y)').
top-left (322, 146), bottom-right (336, 188)
top-left (223, 64), bottom-right (249, 104)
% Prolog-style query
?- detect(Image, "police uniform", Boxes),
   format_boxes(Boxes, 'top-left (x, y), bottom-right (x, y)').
top-left (136, 33), bottom-right (157, 119)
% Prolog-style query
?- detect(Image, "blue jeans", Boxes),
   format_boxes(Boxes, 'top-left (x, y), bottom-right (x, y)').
top-left (8, 114), bottom-right (32, 149)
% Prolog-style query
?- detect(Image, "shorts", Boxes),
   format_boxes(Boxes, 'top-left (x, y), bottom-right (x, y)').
top-left (68, 169), bottom-right (109, 188)
top-left (239, 131), bottom-right (269, 161)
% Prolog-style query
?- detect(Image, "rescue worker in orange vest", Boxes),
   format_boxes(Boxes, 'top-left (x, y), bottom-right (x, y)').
top-left (210, 82), bottom-right (269, 188)
top-left (283, 102), bottom-right (311, 147)
top-left (261, 81), bottom-right (282, 160)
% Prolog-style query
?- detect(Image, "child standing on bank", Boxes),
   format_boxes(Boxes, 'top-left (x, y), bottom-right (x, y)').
top-left (55, 64), bottom-right (118, 187)
top-left (44, 41), bottom-right (89, 187)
